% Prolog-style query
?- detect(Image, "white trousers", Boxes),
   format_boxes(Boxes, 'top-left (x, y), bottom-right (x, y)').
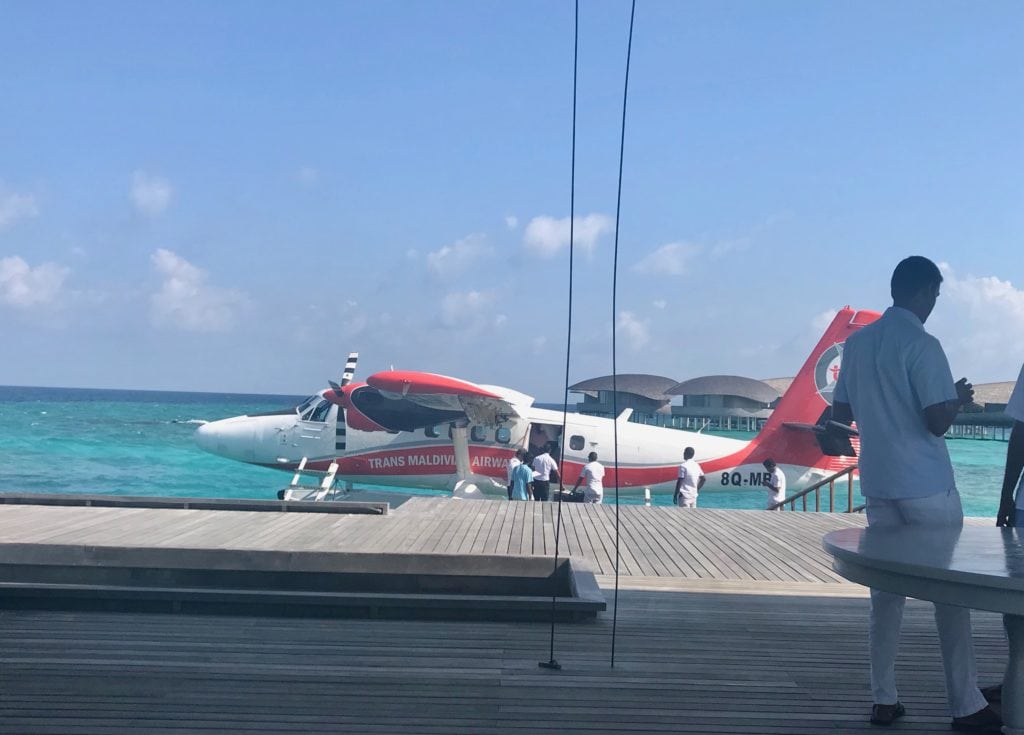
top-left (865, 489), bottom-right (987, 717)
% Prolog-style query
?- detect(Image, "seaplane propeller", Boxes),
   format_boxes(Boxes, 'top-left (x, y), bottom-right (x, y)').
top-left (331, 352), bottom-right (358, 453)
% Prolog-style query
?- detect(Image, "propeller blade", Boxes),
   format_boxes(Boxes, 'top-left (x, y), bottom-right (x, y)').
top-left (340, 352), bottom-right (359, 387)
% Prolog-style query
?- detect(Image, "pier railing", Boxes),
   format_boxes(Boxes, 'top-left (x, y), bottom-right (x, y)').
top-left (769, 465), bottom-right (861, 513)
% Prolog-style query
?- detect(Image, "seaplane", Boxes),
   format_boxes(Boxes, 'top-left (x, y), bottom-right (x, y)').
top-left (194, 307), bottom-right (879, 500)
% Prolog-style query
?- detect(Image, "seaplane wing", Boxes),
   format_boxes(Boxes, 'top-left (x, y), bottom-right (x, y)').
top-left (340, 371), bottom-right (533, 433)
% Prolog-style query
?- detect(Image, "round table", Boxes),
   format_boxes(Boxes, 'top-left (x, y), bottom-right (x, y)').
top-left (824, 525), bottom-right (1024, 735)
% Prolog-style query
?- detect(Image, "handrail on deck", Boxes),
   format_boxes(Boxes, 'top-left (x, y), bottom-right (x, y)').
top-left (769, 464), bottom-right (861, 513)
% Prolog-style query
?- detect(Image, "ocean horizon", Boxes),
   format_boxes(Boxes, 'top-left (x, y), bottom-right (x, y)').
top-left (0, 384), bottom-right (1011, 518)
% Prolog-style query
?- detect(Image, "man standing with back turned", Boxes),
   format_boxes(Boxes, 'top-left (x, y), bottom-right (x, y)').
top-left (833, 256), bottom-right (1001, 732)
top-left (673, 447), bottom-right (705, 508)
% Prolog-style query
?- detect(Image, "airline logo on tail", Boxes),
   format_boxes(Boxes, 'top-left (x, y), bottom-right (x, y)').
top-left (814, 343), bottom-right (844, 405)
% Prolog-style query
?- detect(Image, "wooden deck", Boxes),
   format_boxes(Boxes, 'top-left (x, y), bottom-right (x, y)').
top-left (0, 498), bottom-right (1008, 733)
top-left (0, 497), bottom-right (873, 583)
top-left (0, 590), bottom-right (1008, 734)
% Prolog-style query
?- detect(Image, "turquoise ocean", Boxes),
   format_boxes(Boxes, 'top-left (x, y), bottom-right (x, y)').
top-left (0, 385), bottom-right (1010, 518)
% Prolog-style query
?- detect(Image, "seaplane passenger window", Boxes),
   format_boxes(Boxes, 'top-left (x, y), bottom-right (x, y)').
top-left (470, 426), bottom-right (487, 442)
top-left (309, 400), bottom-right (332, 423)
top-left (425, 425), bottom-right (440, 438)
top-left (495, 427), bottom-right (511, 444)
top-left (569, 435), bottom-right (585, 451)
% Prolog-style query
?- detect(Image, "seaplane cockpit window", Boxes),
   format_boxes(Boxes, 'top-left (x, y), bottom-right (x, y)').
top-left (309, 400), bottom-right (332, 423)
top-left (470, 426), bottom-right (487, 442)
top-left (569, 435), bottom-right (585, 451)
top-left (495, 427), bottom-right (511, 444)
top-left (425, 425), bottom-right (440, 438)
top-left (296, 396), bottom-right (318, 415)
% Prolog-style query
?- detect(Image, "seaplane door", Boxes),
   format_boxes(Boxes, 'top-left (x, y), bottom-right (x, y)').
top-left (528, 422), bottom-right (563, 454)
top-left (293, 399), bottom-right (335, 455)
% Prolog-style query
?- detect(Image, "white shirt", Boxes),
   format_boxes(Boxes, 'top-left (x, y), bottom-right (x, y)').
top-left (1006, 363), bottom-right (1024, 510)
top-left (832, 306), bottom-right (957, 500)
top-left (766, 467), bottom-right (786, 508)
top-left (581, 461), bottom-right (604, 503)
top-left (532, 452), bottom-right (558, 481)
top-left (677, 459), bottom-right (704, 502)
top-left (507, 457), bottom-right (521, 485)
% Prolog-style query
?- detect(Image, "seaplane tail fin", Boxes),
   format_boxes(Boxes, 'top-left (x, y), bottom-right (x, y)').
top-left (750, 307), bottom-right (881, 471)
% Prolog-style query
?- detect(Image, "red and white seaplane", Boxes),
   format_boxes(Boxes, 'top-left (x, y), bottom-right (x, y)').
top-left (194, 307), bottom-right (879, 499)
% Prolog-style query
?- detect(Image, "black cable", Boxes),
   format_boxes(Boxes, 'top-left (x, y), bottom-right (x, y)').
top-left (609, 0), bottom-right (637, 669)
top-left (539, 0), bottom-right (579, 673)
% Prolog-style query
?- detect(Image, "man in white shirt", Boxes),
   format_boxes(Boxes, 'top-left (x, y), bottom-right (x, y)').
top-left (832, 256), bottom-right (999, 732)
top-left (506, 451), bottom-right (521, 501)
top-left (997, 362), bottom-right (1024, 528)
top-left (571, 451), bottom-right (605, 504)
top-left (531, 443), bottom-right (559, 502)
top-left (673, 447), bottom-right (705, 508)
top-left (762, 458), bottom-right (786, 510)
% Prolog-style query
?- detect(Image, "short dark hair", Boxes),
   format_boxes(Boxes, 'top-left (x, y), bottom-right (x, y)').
top-left (683, 447), bottom-right (695, 460)
top-left (588, 451), bottom-right (598, 462)
top-left (763, 458), bottom-right (776, 469)
top-left (891, 256), bottom-right (942, 302)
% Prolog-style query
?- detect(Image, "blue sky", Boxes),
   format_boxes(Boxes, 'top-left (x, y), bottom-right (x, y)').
top-left (2, 1), bottom-right (1023, 398)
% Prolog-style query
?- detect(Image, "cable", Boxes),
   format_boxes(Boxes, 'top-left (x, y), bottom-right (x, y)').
top-left (539, 0), bottom-right (579, 673)
top-left (609, 0), bottom-right (637, 669)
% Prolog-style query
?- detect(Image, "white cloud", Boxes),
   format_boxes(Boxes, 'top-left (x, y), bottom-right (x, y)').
top-left (297, 166), bottom-right (319, 186)
top-left (632, 242), bottom-right (701, 276)
top-left (709, 237), bottom-right (749, 258)
top-left (811, 308), bottom-right (839, 332)
top-left (131, 172), bottom-right (173, 216)
top-left (617, 310), bottom-right (650, 351)
top-left (0, 186), bottom-right (39, 231)
top-left (934, 264), bottom-right (1024, 380)
top-left (505, 215), bottom-right (518, 230)
top-left (0, 256), bottom-right (69, 308)
top-left (652, 299), bottom-right (667, 310)
top-left (435, 290), bottom-right (508, 341)
top-left (150, 249), bottom-right (247, 332)
top-left (439, 289), bottom-right (496, 327)
top-left (427, 233), bottom-right (491, 278)
top-left (523, 213), bottom-right (613, 257)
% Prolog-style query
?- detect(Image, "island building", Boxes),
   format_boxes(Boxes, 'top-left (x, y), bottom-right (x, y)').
top-left (568, 375), bottom-right (1017, 439)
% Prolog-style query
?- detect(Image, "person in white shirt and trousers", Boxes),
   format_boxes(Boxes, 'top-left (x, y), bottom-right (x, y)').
top-left (763, 458), bottom-right (786, 510)
top-left (833, 255), bottom-right (1000, 732)
top-left (673, 447), bottom-right (705, 508)
top-left (997, 362), bottom-right (1024, 529)
top-left (571, 452), bottom-right (605, 504)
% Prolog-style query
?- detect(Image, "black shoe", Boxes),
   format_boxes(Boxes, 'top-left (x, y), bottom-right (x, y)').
top-left (980, 683), bottom-right (1001, 703)
top-left (951, 705), bottom-right (1002, 733)
top-left (870, 701), bottom-right (906, 726)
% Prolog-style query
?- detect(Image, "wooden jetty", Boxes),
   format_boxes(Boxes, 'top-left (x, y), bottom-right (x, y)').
top-left (0, 497), bottom-right (1008, 734)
